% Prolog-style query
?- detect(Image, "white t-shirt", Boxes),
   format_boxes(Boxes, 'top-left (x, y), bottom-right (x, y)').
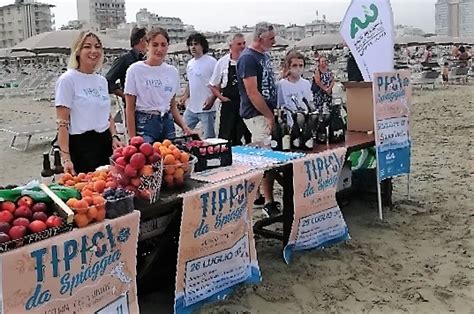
top-left (55, 69), bottom-right (110, 135)
top-left (209, 53), bottom-right (237, 89)
top-left (277, 78), bottom-right (313, 111)
top-left (186, 54), bottom-right (217, 113)
top-left (124, 61), bottom-right (180, 113)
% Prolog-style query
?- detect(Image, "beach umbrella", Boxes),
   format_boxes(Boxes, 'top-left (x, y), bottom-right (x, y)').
top-left (394, 35), bottom-right (434, 46)
top-left (294, 33), bottom-right (344, 49)
top-left (210, 42), bottom-right (229, 51)
top-left (453, 36), bottom-right (474, 45)
top-left (168, 42), bottom-right (189, 54)
top-left (11, 30), bottom-right (128, 54)
top-left (425, 35), bottom-right (455, 45)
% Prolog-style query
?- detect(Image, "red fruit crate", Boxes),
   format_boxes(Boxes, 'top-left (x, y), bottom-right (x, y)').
top-left (0, 221), bottom-right (73, 253)
top-left (191, 141), bottom-right (232, 172)
top-left (172, 136), bottom-right (232, 172)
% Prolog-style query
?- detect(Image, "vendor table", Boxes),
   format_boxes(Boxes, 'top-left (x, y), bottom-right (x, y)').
top-left (134, 131), bottom-right (391, 290)
top-left (253, 131), bottom-right (393, 244)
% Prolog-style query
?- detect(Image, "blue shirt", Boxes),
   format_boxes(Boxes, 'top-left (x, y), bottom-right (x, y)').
top-left (236, 48), bottom-right (277, 119)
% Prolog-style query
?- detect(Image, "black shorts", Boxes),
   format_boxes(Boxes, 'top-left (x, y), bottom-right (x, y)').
top-left (442, 75), bottom-right (448, 82)
top-left (69, 129), bottom-right (112, 173)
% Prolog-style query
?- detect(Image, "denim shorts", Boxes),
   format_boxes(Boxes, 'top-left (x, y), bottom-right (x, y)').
top-left (136, 111), bottom-right (176, 143)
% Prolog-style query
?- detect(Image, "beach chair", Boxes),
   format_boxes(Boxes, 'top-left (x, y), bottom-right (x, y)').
top-left (450, 67), bottom-right (469, 84)
top-left (412, 70), bottom-right (440, 89)
top-left (0, 122), bottom-right (56, 151)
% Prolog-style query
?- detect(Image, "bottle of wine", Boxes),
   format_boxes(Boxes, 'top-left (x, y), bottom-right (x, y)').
top-left (53, 148), bottom-right (64, 182)
top-left (302, 113), bottom-right (314, 150)
top-left (41, 152), bottom-right (54, 185)
top-left (316, 101), bottom-right (330, 144)
top-left (290, 112), bottom-right (303, 149)
top-left (329, 104), bottom-right (346, 143)
top-left (270, 109), bottom-right (282, 151)
top-left (281, 110), bottom-right (291, 151)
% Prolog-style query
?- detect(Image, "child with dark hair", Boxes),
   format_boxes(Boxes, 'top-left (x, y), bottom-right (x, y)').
top-left (442, 62), bottom-right (449, 88)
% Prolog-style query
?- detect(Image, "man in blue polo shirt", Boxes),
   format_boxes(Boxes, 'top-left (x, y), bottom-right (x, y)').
top-left (237, 22), bottom-right (279, 216)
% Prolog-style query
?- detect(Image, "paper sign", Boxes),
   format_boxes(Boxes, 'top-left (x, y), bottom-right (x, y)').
top-left (340, 0), bottom-right (395, 81)
top-left (0, 211), bottom-right (140, 314)
top-left (175, 171), bottom-right (264, 314)
top-left (372, 70), bottom-right (412, 180)
top-left (284, 148), bottom-right (350, 263)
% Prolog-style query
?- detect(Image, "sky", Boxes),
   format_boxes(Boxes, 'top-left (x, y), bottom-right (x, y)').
top-left (0, 0), bottom-right (437, 33)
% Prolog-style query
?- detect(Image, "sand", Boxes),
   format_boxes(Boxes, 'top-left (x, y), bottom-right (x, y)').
top-left (0, 84), bottom-right (473, 313)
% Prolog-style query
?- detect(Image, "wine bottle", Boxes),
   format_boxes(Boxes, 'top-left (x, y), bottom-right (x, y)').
top-left (290, 112), bottom-right (302, 149)
top-left (41, 152), bottom-right (54, 185)
top-left (302, 113), bottom-right (314, 150)
top-left (270, 109), bottom-right (282, 151)
top-left (280, 110), bottom-right (291, 151)
top-left (53, 148), bottom-right (64, 182)
top-left (302, 97), bottom-right (316, 112)
top-left (329, 104), bottom-right (346, 143)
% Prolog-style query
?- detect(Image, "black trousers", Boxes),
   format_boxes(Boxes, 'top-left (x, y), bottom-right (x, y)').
top-left (69, 129), bottom-right (112, 174)
top-left (218, 100), bottom-right (251, 146)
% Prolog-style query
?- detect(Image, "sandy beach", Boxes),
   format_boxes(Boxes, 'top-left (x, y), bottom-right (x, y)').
top-left (0, 84), bottom-right (473, 313)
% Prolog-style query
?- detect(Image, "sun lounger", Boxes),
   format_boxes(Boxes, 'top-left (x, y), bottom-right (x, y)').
top-left (412, 70), bottom-right (440, 89)
top-left (0, 122), bottom-right (56, 151)
top-left (450, 67), bottom-right (469, 84)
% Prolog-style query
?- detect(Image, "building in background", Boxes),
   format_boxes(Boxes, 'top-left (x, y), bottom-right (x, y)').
top-left (435, 0), bottom-right (474, 37)
top-left (305, 17), bottom-right (340, 37)
top-left (0, 0), bottom-right (54, 49)
top-left (77, 0), bottom-right (126, 31)
top-left (136, 8), bottom-right (192, 43)
top-left (285, 24), bottom-right (306, 41)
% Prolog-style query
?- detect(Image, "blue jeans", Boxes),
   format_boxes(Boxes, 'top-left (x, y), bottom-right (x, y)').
top-left (183, 109), bottom-right (216, 139)
top-left (135, 111), bottom-right (176, 143)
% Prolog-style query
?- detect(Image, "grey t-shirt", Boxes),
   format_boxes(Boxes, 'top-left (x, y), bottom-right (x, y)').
top-left (236, 48), bottom-right (277, 119)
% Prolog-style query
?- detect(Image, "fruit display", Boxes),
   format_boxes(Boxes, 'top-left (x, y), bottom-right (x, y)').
top-left (59, 170), bottom-right (117, 195)
top-left (66, 195), bottom-right (106, 228)
top-left (153, 139), bottom-right (197, 190)
top-left (0, 196), bottom-right (66, 248)
top-left (111, 136), bottom-right (163, 201)
top-left (103, 188), bottom-right (134, 219)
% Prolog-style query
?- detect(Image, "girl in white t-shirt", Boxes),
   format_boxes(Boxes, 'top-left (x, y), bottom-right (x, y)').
top-left (277, 51), bottom-right (313, 116)
top-left (55, 31), bottom-right (122, 174)
top-left (125, 28), bottom-right (193, 143)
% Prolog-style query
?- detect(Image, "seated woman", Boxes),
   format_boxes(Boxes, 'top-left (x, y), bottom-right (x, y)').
top-left (55, 31), bottom-right (122, 174)
top-left (312, 55), bottom-right (334, 108)
top-left (125, 28), bottom-right (193, 143)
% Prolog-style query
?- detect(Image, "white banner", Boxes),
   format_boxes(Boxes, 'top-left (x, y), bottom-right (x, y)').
top-left (340, 0), bottom-right (395, 81)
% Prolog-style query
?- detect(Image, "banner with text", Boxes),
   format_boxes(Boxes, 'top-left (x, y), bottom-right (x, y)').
top-left (0, 211), bottom-right (140, 314)
top-left (373, 70), bottom-right (412, 180)
top-left (284, 148), bottom-right (350, 263)
top-left (340, 0), bottom-right (395, 81)
top-left (174, 171), bottom-right (263, 314)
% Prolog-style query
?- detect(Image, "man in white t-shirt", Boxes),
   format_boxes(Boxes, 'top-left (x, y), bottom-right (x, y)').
top-left (178, 33), bottom-right (217, 139)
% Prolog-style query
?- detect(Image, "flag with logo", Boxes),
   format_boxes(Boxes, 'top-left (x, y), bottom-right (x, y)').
top-left (340, 0), bottom-right (395, 81)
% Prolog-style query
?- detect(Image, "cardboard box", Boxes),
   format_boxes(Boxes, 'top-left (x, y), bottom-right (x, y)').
top-left (343, 81), bottom-right (374, 132)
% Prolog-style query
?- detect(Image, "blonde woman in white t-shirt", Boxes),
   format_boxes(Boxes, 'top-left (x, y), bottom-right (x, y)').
top-left (55, 31), bottom-right (122, 174)
top-left (125, 28), bottom-right (193, 143)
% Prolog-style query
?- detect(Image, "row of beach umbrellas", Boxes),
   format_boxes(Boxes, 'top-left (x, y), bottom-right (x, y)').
top-left (4, 30), bottom-right (474, 58)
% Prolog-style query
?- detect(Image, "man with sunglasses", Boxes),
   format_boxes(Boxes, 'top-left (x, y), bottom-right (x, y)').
top-left (237, 22), bottom-right (280, 217)
top-left (209, 33), bottom-right (251, 145)
top-left (106, 27), bottom-right (147, 102)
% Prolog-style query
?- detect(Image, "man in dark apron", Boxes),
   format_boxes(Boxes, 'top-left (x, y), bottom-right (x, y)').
top-left (209, 33), bottom-right (251, 145)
